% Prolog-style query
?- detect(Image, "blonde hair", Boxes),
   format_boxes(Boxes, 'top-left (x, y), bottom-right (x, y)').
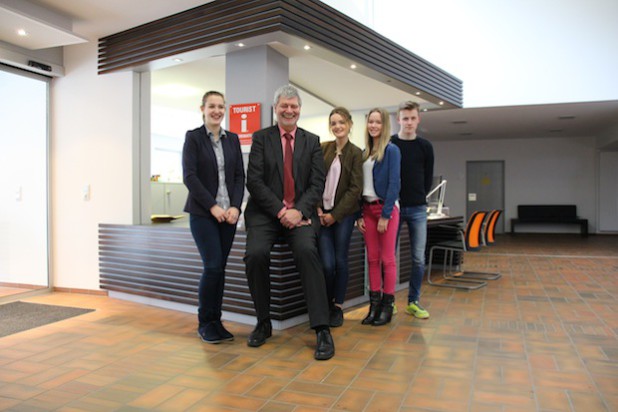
top-left (363, 107), bottom-right (391, 162)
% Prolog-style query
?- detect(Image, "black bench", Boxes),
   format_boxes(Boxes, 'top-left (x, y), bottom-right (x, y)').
top-left (511, 205), bottom-right (588, 237)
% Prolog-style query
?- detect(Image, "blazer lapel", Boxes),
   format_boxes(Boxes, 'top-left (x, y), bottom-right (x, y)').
top-left (269, 128), bottom-right (285, 183)
top-left (200, 126), bottom-right (217, 175)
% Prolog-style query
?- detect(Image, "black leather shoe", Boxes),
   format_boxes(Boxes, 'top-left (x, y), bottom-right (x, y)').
top-left (329, 306), bottom-right (344, 327)
top-left (214, 320), bottom-right (234, 341)
top-left (314, 329), bottom-right (335, 360)
top-left (198, 322), bottom-right (222, 344)
top-left (247, 320), bottom-right (272, 347)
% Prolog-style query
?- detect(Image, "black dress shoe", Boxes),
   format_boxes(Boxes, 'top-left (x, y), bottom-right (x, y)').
top-left (198, 322), bottom-right (222, 344)
top-left (247, 320), bottom-right (272, 347)
top-left (329, 306), bottom-right (344, 327)
top-left (214, 320), bottom-right (234, 341)
top-left (314, 329), bottom-right (335, 360)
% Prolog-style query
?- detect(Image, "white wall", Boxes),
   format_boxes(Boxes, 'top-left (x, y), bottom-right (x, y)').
top-left (51, 42), bottom-right (135, 290)
top-left (433, 136), bottom-right (598, 233)
top-left (599, 152), bottom-right (618, 232)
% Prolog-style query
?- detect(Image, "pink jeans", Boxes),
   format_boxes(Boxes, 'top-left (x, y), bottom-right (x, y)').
top-left (362, 202), bottom-right (400, 295)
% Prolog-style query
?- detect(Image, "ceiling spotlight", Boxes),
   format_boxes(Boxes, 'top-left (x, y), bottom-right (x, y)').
top-left (350, 64), bottom-right (357, 69)
top-left (173, 58), bottom-right (183, 62)
top-left (439, 101), bottom-right (444, 105)
top-left (303, 45), bottom-right (311, 50)
top-left (452, 120), bottom-right (468, 124)
top-left (17, 29), bottom-right (28, 36)
top-left (558, 115), bottom-right (575, 120)
top-left (415, 92), bottom-right (421, 96)
top-left (237, 42), bottom-right (245, 47)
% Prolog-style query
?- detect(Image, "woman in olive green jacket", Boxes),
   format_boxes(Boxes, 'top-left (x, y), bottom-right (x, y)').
top-left (318, 107), bottom-right (363, 327)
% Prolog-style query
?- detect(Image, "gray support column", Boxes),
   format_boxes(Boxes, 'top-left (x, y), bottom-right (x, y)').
top-left (225, 45), bottom-right (289, 128)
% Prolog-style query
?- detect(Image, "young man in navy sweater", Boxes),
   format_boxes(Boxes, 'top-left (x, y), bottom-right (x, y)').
top-left (391, 101), bottom-right (434, 319)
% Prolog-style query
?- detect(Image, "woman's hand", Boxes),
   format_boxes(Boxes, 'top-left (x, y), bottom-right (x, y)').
top-left (321, 213), bottom-right (335, 227)
top-left (377, 217), bottom-right (389, 234)
top-left (356, 217), bottom-right (366, 233)
top-left (210, 205), bottom-right (227, 223)
top-left (225, 207), bottom-right (240, 225)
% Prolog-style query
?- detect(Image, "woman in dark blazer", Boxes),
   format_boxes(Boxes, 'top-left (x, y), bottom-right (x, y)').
top-left (318, 107), bottom-right (363, 327)
top-left (182, 91), bottom-right (245, 344)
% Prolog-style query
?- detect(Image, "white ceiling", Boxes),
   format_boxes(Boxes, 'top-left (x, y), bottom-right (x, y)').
top-left (3, 0), bottom-right (618, 145)
top-left (419, 100), bottom-right (618, 142)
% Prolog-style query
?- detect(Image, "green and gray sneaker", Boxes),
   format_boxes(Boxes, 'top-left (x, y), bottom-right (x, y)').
top-left (405, 301), bottom-right (429, 319)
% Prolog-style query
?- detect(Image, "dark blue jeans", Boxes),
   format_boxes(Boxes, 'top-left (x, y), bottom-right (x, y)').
top-left (318, 214), bottom-right (355, 305)
top-left (190, 214), bottom-right (237, 326)
top-left (398, 205), bottom-right (428, 303)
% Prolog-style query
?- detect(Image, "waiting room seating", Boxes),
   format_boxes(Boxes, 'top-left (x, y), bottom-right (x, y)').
top-left (426, 210), bottom-right (502, 290)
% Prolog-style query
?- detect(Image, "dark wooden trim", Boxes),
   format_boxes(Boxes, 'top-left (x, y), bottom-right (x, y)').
top-left (98, 0), bottom-right (462, 106)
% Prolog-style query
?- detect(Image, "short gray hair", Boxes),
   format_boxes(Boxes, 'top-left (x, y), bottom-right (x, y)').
top-left (273, 84), bottom-right (302, 107)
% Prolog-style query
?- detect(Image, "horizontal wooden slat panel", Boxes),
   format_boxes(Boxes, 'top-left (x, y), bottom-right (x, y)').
top-left (99, 224), bottom-right (325, 321)
top-left (99, 218), bottom-right (460, 320)
top-left (98, 0), bottom-right (462, 106)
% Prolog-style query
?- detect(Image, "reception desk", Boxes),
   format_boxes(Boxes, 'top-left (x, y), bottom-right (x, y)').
top-left (99, 216), bottom-right (462, 327)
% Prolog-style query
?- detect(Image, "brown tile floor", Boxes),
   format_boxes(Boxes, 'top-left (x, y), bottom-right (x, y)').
top-left (0, 234), bottom-right (616, 411)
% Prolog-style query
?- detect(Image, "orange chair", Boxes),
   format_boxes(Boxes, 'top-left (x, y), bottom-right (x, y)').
top-left (427, 211), bottom-right (501, 289)
top-left (482, 209), bottom-right (502, 246)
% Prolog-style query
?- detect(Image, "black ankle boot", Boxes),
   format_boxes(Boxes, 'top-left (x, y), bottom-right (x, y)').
top-left (362, 291), bottom-right (382, 325)
top-left (373, 293), bottom-right (394, 326)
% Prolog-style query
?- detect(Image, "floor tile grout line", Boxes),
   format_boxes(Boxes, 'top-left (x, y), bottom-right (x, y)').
top-left (475, 252), bottom-right (618, 259)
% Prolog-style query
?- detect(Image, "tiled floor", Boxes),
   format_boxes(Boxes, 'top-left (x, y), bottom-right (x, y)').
top-left (0, 234), bottom-right (616, 411)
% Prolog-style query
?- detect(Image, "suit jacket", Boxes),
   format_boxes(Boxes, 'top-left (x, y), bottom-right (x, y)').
top-left (182, 125), bottom-right (245, 216)
top-left (321, 140), bottom-right (363, 222)
top-left (245, 125), bottom-right (325, 230)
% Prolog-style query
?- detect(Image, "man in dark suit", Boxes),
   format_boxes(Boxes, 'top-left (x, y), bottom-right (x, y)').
top-left (244, 84), bottom-right (334, 360)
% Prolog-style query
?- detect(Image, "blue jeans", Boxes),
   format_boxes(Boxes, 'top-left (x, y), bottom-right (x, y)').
top-left (190, 214), bottom-right (237, 326)
top-left (399, 205), bottom-right (427, 303)
top-left (318, 215), bottom-right (355, 305)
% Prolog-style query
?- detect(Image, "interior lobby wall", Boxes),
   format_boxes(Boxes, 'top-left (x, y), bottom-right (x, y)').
top-left (432, 135), bottom-right (598, 233)
top-left (51, 42), bottom-right (135, 291)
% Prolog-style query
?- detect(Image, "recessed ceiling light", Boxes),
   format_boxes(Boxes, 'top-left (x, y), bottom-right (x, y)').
top-left (558, 115), bottom-right (575, 120)
top-left (303, 45), bottom-right (311, 50)
top-left (17, 29), bottom-right (28, 36)
top-left (439, 101), bottom-right (444, 105)
top-left (237, 43), bottom-right (245, 47)
top-left (173, 58), bottom-right (183, 62)
top-left (415, 92), bottom-right (421, 96)
top-left (452, 120), bottom-right (468, 124)
top-left (350, 64), bottom-right (357, 69)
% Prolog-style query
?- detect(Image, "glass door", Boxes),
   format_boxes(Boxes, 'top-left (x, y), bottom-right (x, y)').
top-left (0, 65), bottom-right (50, 300)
